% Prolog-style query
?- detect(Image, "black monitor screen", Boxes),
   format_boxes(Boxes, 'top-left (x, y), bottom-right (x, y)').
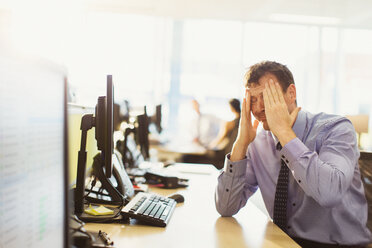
top-left (155, 104), bottom-right (162, 133)
top-left (95, 96), bottom-right (105, 151)
top-left (113, 100), bottom-right (130, 130)
top-left (136, 113), bottom-right (150, 159)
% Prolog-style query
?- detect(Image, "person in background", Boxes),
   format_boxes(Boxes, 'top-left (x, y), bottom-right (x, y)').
top-left (215, 61), bottom-right (372, 248)
top-left (209, 98), bottom-right (241, 150)
top-left (189, 98), bottom-right (220, 148)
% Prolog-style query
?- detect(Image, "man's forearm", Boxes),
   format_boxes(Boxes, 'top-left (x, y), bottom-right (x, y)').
top-left (215, 155), bottom-right (255, 217)
top-left (230, 140), bottom-right (249, 162)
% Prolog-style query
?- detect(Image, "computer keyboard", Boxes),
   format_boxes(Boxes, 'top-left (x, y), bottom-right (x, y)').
top-left (121, 192), bottom-right (177, 227)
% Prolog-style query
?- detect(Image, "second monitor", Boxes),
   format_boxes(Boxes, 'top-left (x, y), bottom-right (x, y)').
top-left (74, 75), bottom-right (131, 222)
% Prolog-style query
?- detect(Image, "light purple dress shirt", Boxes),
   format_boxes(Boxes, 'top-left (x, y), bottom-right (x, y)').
top-left (215, 110), bottom-right (372, 245)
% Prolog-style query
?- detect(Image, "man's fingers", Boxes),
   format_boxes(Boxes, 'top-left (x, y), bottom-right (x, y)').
top-left (245, 89), bottom-right (251, 120)
top-left (275, 82), bottom-right (286, 104)
top-left (268, 79), bottom-right (280, 103)
top-left (263, 85), bottom-right (272, 109)
top-left (253, 119), bottom-right (259, 130)
top-left (290, 107), bottom-right (301, 126)
top-left (241, 97), bottom-right (247, 119)
top-left (242, 96), bottom-right (251, 124)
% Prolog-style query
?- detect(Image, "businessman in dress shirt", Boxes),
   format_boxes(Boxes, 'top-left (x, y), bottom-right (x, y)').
top-left (215, 61), bottom-right (372, 248)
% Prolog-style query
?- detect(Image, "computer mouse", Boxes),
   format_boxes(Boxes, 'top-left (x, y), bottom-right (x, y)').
top-left (168, 193), bottom-right (185, 203)
top-left (163, 161), bottom-right (175, 168)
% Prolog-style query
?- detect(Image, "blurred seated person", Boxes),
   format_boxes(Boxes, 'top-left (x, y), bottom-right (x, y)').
top-left (189, 99), bottom-right (220, 148)
top-left (209, 98), bottom-right (241, 151)
top-left (182, 98), bottom-right (240, 169)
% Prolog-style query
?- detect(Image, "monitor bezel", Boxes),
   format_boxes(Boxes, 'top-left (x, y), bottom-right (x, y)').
top-left (105, 75), bottom-right (114, 178)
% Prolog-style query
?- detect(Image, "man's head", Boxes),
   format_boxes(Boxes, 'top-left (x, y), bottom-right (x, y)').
top-left (245, 61), bottom-right (297, 130)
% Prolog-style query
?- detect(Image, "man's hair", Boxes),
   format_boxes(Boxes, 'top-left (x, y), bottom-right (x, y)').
top-left (229, 98), bottom-right (241, 113)
top-left (244, 61), bottom-right (295, 92)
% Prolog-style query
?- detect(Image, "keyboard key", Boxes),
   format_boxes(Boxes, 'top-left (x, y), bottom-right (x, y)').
top-left (130, 204), bottom-right (140, 212)
top-left (154, 205), bottom-right (166, 219)
top-left (160, 214), bottom-right (167, 221)
top-left (149, 205), bottom-right (161, 217)
top-left (137, 201), bottom-right (151, 215)
top-left (144, 202), bottom-right (156, 216)
top-left (162, 206), bottom-right (170, 216)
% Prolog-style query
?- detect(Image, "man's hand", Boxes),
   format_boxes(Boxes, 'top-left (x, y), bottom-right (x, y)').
top-left (230, 89), bottom-right (259, 161)
top-left (263, 80), bottom-right (300, 146)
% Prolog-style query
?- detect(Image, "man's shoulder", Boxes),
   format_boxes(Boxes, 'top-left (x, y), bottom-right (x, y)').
top-left (305, 111), bottom-right (349, 127)
top-left (304, 111), bottom-right (353, 136)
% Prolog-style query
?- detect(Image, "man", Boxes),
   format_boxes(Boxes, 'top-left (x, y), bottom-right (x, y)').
top-left (215, 61), bottom-right (372, 248)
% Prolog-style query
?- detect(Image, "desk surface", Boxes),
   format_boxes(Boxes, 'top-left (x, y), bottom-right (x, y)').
top-left (85, 165), bottom-right (300, 248)
top-left (153, 140), bottom-right (207, 155)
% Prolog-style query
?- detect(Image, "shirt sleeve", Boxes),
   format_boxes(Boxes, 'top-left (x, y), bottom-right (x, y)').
top-left (215, 153), bottom-right (258, 216)
top-left (279, 120), bottom-right (359, 208)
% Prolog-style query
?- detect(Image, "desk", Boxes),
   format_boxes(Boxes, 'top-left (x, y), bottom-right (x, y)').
top-left (85, 164), bottom-right (300, 248)
top-left (152, 141), bottom-right (208, 162)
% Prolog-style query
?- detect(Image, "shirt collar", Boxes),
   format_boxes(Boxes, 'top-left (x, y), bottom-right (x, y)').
top-left (270, 109), bottom-right (306, 145)
top-left (292, 109), bottom-right (306, 141)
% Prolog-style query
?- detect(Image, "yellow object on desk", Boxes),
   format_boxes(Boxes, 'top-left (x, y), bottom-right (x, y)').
top-left (84, 204), bottom-right (114, 216)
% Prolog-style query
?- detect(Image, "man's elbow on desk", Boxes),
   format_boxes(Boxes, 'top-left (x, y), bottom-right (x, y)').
top-left (215, 203), bottom-right (234, 217)
top-left (214, 193), bottom-right (240, 217)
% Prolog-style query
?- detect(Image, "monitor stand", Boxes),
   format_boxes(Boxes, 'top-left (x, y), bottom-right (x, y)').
top-left (74, 114), bottom-right (126, 223)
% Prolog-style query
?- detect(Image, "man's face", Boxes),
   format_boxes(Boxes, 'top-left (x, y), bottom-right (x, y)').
top-left (248, 73), bottom-right (291, 130)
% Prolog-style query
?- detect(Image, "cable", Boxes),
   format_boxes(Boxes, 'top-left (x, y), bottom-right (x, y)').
top-left (70, 215), bottom-right (94, 242)
top-left (84, 176), bottom-right (97, 199)
top-left (85, 185), bottom-right (129, 224)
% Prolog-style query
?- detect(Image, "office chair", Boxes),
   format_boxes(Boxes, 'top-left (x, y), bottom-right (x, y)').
top-left (203, 126), bottom-right (239, 170)
top-left (346, 115), bottom-right (369, 149)
top-left (359, 151), bottom-right (372, 235)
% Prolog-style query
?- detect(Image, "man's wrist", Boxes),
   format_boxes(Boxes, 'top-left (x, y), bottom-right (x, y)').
top-left (276, 128), bottom-right (296, 147)
top-left (230, 140), bottom-right (249, 162)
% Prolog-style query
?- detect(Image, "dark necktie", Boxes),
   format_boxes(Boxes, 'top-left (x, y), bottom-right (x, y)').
top-left (273, 143), bottom-right (289, 233)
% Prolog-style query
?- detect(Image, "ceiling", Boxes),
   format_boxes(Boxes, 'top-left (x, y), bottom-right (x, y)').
top-left (84, 0), bottom-right (372, 29)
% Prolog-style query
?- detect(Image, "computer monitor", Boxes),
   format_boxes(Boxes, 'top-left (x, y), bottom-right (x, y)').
top-left (74, 75), bottom-right (119, 218)
top-left (105, 75), bottom-right (114, 178)
top-left (91, 75), bottom-right (113, 178)
top-left (113, 103), bottom-right (121, 131)
top-left (136, 113), bottom-right (150, 160)
top-left (0, 53), bottom-right (69, 248)
top-left (154, 104), bottom-right (162, 133)
top-left (113, 100), bottom-right (130, 131)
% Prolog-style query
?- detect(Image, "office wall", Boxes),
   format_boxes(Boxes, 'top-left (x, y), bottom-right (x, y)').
top-left (2, 5), bottom-right (371, 150)
top-left (71, 16), bottom-right (372, 151)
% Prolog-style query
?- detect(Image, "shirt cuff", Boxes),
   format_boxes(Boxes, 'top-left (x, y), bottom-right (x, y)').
top-left (223, 153), bottom-right (248, 177)
top-left (280, 137), bottom-right (308, 169)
